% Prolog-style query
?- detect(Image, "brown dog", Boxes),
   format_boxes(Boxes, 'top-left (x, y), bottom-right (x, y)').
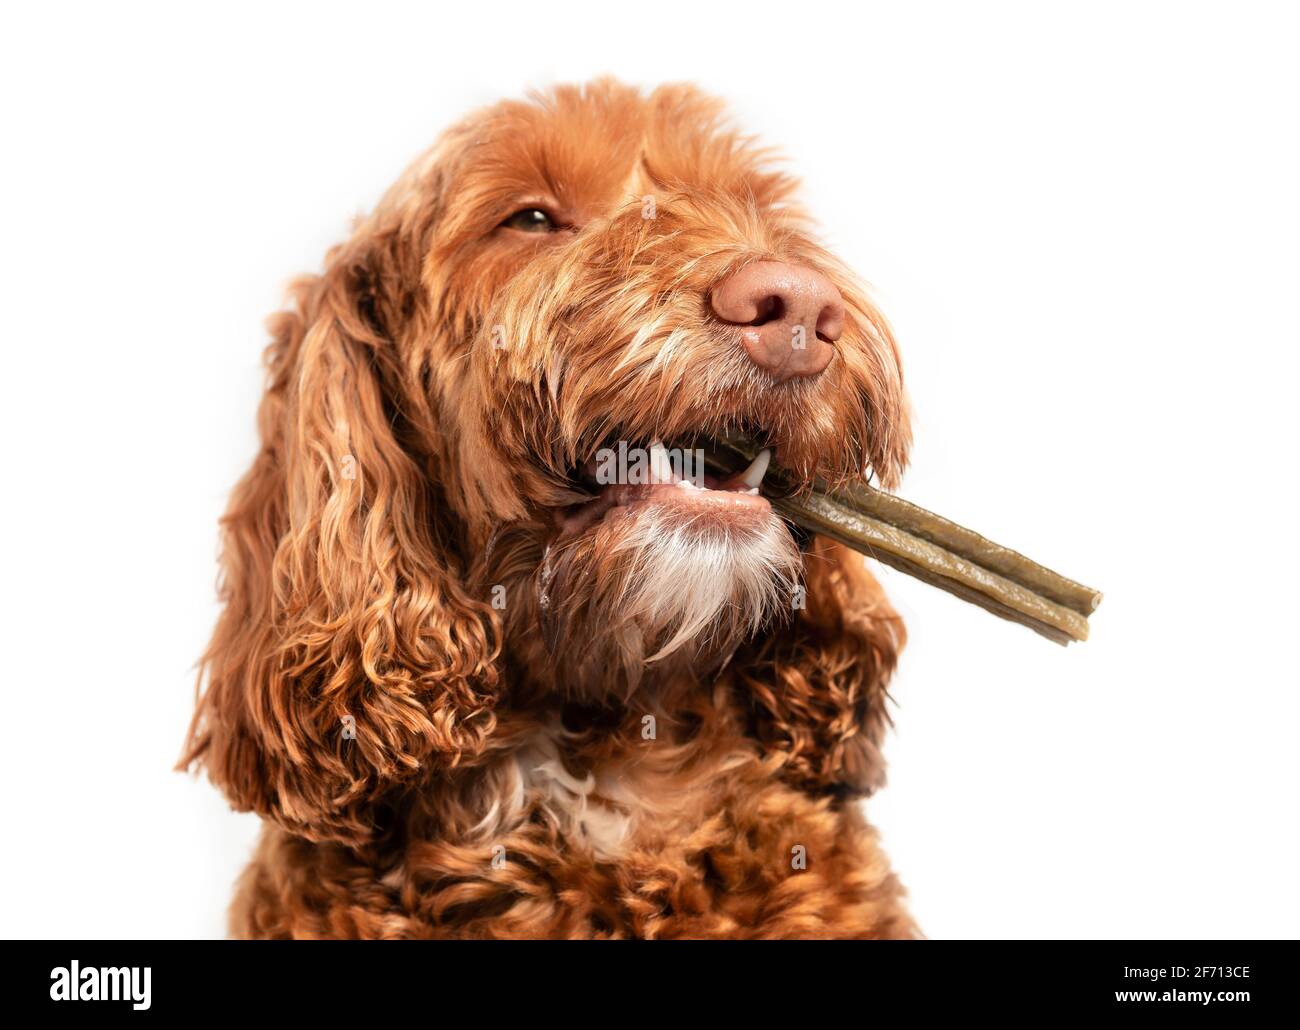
top-left (183, 79), bottom-right (917, 939)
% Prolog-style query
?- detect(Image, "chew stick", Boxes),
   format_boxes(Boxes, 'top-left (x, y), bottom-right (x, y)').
top-left (777, 488), bottom-right (1090, 645)
top-left (707, 439), bottom-right (1100, 644)
top-left (833, 481), bottom-right (1102, 617)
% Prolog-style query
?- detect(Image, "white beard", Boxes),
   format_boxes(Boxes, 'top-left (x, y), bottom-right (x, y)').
top-left (608, 504), bottom-right (802, 661)
top-left (537, 503), bottom-right (802, 696)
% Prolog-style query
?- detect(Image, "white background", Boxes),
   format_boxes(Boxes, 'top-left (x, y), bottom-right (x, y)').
top-left (2, 1), bottom-right (1296, 939)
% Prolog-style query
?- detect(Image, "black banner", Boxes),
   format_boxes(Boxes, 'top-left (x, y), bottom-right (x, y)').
top-left (3, 942), bottom-right (1286, 1019)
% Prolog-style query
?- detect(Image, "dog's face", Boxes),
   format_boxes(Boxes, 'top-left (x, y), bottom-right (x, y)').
top-left (364, 81), bottom-right (911, 694)
top-left (184, 81), bottom-right (910, 843)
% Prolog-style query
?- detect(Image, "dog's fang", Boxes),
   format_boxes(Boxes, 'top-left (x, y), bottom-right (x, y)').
top-left (648, 439), bottom-right (677, 484)
top-left (738, 448), bottom-right (771, 490)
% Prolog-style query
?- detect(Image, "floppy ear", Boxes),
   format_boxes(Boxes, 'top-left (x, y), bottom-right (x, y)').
top-left (733, 536), bottom-right (904, 798)
top-left (180, 248), bottom-right (501, 846)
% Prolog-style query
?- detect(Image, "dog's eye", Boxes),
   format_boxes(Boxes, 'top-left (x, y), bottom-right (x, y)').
top-left (501, 208), bottom-right (555, 232)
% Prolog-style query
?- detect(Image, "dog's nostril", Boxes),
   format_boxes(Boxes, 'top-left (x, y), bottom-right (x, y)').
top-left (815, 299), bottom-right (845, 345)
top-left (750, 295), bottom-right (784, 326)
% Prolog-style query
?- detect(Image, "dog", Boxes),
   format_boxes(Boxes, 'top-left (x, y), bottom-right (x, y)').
top-left (182, 79), bottom-right (916, 939)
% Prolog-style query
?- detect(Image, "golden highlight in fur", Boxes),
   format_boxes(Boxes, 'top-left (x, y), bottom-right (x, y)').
top-left (182, 80), bottom-right (918, 939)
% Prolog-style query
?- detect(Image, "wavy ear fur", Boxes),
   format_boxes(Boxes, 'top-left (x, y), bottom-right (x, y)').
top-left (734, 536), bottom-right (904, 798)
top-left (180, 244), bottom-right (500, 846)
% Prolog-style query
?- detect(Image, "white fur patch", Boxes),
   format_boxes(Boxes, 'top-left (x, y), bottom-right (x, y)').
top-left (471, 726), bottom-right (635, 860)
top-left (609, 503), bottom-right (800, 661)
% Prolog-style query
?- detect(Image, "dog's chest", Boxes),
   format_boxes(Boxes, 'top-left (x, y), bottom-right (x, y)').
top-left (483, 728), bottom-right (752, 862)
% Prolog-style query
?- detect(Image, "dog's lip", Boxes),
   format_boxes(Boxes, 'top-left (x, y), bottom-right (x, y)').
top-left (556, 482), bottom-right (773, 537)
top-left (556, 442), bottom-right (773, 535)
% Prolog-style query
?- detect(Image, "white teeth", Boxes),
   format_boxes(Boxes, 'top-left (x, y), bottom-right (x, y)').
top-left (648, 439), bottom-right (677, 485)
top-left (739, 448), bottom-right (771, 490)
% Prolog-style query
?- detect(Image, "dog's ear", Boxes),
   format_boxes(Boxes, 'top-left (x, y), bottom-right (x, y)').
top-left (733, 536), bottom-right (904, 798)
top-left (180, 242), bottom-right (501, 846)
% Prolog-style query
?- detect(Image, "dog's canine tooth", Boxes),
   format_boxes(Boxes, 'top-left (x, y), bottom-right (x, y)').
top-left (648, 439), bottom-right (677, 484)
top-left (738, 448), bottom-right (772, 489)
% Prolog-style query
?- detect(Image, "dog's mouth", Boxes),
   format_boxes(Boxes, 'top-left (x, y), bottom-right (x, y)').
top-left (556, 434), bottom-right (775, 536)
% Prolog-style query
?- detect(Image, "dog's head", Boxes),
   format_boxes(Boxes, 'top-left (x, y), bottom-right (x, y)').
top-left (183, 81), bottom-right (910, 844)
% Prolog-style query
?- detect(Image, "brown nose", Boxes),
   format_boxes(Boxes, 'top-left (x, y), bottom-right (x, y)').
top-left (710, 261), bottom-right (843, 381)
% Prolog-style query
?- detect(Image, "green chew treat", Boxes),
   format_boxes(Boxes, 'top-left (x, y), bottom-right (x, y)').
top-left (776, 489), bottom-right (1090, 645)
top-left (832, 480), bottom-right (1103, 617)
top-left (706, 438), bottom-right (1100, 645)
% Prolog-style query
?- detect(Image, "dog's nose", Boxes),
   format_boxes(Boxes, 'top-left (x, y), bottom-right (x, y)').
top-left (710, 261), bottom-right (842, 381)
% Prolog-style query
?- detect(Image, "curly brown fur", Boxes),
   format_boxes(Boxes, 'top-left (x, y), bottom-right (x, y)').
top-left (182, 79), bottom-right (918, 939)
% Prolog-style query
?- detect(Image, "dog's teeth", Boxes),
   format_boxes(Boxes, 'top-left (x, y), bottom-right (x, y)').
top-left (648, 439), bottom-right (677, 484)
top-left (739, 448), bottom-right (771, 489)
